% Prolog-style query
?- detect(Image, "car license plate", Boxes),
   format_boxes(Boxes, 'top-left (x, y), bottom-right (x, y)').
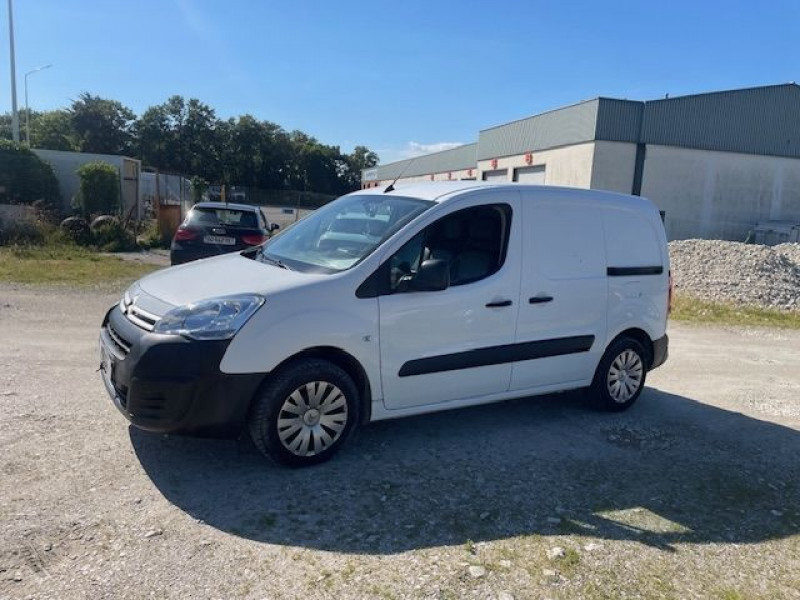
top-left (203, 235), bottom-right (236, 245)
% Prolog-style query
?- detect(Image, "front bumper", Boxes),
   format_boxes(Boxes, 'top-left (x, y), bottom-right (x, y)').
top-left (650, 334), bottom-right (669, 370)
top-left (98, 305), bottom-right (265, 437)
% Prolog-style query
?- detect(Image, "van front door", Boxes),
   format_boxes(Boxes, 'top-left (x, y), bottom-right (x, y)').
top-left (378, 196), bottom-right (522, 411)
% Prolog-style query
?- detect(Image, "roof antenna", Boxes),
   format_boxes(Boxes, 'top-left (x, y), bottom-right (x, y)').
top-left (384, 157), bottom-right (417, 193)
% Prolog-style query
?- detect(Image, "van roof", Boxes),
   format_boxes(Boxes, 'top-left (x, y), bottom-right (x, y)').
top-left (349, 181), bottom-right (656, 210)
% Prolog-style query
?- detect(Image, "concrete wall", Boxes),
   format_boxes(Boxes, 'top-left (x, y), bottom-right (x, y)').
top-left (590, 141), bottom-right (637, 194)
top-left (0, 203), bottom-right (36, 225)
top-left (475, 142), bottom-right (596, 188)
top-left (640, 145), bottom-right (800, 241)
top-left (33, 149), bottom-right (141, 216)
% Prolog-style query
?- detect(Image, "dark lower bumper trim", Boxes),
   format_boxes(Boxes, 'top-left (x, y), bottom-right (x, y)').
top-left (99, 305), bottom-right (265, 437)
top-left (651, 334), bottom-right (669, 370)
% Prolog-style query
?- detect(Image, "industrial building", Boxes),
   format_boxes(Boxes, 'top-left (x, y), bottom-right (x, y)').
top-left (362, 83), bottom-right (800, 241)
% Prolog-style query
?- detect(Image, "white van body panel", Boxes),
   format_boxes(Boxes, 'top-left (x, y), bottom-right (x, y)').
top-left (127, 183), bottom-right (668, 427)
top-left (511, 190), bottom-right (609, 392)
top-left (601, 200), bottom-right (670, 348)
top-left (219, 276), bottom-right (382, 395)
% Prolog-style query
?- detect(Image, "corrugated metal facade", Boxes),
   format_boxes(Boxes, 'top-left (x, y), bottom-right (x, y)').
top-left (367, 143), bottom-right (477, 181)
top-left (363, 83), bottom-right (800, 180)
top-left (476, 100), bottom-right (599, 160)
top-left (594, 98), bottom-right (643, 143)
top-left (640, 84), bottom-right (800, 158)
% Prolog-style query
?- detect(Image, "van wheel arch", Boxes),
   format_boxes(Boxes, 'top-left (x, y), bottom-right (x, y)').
top-left (606, 328), bottom-right (654, 368)
top-left (257, 347), bottom-right (373, 425)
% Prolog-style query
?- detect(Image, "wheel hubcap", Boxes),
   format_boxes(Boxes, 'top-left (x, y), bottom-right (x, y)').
top-left (607, 349), bottom-right (643, 403)
top-left (277, 381), bottom-right (348, 457)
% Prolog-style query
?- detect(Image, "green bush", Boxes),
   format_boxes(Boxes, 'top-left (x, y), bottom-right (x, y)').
top-left (91, 220), bottom-right (136, 252)
top-left (137, 219), bottom-right (170, 249)
top-left (0, 140), bottom-right (61, 207)
top-left (73, 161), bottom-right (120, 217)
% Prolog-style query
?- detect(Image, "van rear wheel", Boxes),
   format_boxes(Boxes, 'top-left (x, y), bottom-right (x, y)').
top-left (592, 337), bottom-right (648, 412)
top-left (248, 359), bottom-right (359, 467)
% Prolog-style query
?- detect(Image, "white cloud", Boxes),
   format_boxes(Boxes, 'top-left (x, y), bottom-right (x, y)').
top-left (379, 141), bottom-right (464, 164)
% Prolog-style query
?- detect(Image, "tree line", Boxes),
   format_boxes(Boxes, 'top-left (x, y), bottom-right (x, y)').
top-left (0, 93), bottom-right (378, 196)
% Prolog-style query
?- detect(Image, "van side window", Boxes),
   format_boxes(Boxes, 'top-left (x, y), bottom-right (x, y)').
top-left (389, 204), bottom-right (512, 292)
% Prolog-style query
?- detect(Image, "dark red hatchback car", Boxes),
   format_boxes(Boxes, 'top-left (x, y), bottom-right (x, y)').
top-left (170, 202), bottom-right (279, 265)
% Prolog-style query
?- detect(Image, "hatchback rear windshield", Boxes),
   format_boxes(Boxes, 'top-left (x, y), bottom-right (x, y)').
top-left (186, 207), bottom-right (259, 229)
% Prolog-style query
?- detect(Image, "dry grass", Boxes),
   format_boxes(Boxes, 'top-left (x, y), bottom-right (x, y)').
top-left (671, 294), bottom-right (800, 329)
top-left (0, 243), bottom-right (158, 285)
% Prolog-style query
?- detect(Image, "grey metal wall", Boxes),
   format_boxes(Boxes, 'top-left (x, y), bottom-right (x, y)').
top-left (476, 100), bottom-right (599, 160)
top-left (595, 98), bottom-right (643, 143)
top-left (640, 84), bottom-right (800, 159)
top-left (368, 143), bottom-right (478, 181)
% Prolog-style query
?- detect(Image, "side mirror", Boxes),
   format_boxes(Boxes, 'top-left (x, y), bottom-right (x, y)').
top-left (409, 259), bottom-right (450, 292)
top-left (270, 223), bottom-right (280, 232)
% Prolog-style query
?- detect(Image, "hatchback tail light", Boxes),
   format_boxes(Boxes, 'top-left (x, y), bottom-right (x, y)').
top-left (174, 227), bottom-right (199, 242)
top-left (241, 234), bottom-right (266, 246)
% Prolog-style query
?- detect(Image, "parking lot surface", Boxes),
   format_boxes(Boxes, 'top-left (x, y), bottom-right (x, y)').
top-left (1, 284), bottom-right (799, 599)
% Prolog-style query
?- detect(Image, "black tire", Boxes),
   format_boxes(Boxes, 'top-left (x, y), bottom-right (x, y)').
top-left (591, 337), bottom-right (648, 412)
top-left (248, 358), bottom-right (359, 467)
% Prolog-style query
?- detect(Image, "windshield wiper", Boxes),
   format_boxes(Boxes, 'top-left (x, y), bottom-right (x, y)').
top-left (259, 252), bottom-right (290, 270)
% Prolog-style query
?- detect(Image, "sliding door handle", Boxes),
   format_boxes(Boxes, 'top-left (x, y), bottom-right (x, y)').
top-left (485, 299), bottom-right (513, 308)
top-left (529, 295), bottom-right (553, 304)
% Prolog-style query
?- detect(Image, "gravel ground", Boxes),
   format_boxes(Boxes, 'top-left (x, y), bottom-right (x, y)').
top-left (100, 250), bottom-right (170, 267)
top-left (669, 240), bottom-right (800, 310)
top-left (1, 284), bottom-right (800, 599)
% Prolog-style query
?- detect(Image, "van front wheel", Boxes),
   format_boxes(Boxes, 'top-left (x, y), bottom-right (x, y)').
top-left (248, 359), bottom-right (359, 467)
top-left (592, 337), bottom-right (648, 412)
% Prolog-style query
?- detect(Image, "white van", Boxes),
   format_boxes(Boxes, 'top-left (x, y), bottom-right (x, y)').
top-left (99, 182), bottom-right (670, 466)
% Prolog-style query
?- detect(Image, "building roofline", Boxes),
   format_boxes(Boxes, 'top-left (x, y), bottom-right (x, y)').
top-left (362, 142), bottom-right (477, 174)
top-left (642, 82), bottom-right (799, 104)
top-left (477, 97), bottom-right (604, 134)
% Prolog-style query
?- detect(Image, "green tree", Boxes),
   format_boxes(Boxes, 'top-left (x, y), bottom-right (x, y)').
top-left (74, 161), bottom-right (120, 216)
top-left (0, 140), bottom-right (60, 206)
top-left (69, 93), bottom-right (135, 155)
top-left (341, 145), bottom-right (379, 191)
top-left (30, 110), bottom-right (78, 151)
top-left (135, 96), bottom-right (225, 181)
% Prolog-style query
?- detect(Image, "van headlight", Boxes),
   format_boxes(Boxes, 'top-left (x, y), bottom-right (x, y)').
top-left (153, 294), bottom-right (265, 340)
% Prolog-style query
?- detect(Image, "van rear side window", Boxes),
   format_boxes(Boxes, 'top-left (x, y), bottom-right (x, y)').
top-left (603, 208), bottom-right (662, 268)
top-left (529, 202), bottom-right (605, 279)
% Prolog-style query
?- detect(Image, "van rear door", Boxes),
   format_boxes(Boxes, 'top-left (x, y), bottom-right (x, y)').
top-left (510, 192), bottom-right (608, 391)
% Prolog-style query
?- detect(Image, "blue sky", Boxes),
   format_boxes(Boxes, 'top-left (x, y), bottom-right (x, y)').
top-left (2, 0), bottom-right (798, 163)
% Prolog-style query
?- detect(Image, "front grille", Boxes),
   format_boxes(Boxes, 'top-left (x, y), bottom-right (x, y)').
top-left (120, 293), bottom-right (159, 331)
top-left (107, 322), bottom-right (132, 356)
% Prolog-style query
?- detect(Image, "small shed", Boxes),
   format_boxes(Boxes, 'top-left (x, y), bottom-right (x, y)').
top-left (33, 149), bottom-right (141, 219)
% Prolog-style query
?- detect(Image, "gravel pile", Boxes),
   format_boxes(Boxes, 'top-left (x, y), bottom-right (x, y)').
top-left (669, 240), bottom-right (800, 310)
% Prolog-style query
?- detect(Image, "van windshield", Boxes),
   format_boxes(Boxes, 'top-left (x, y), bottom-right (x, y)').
top-left (258, 195), bottom-right (434, 273)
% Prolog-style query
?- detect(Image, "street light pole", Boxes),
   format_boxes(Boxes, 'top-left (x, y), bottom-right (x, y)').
top-left (7, 0), bottom-right (20, 142)
top-left (24, 64), bottom-right (52, 146)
